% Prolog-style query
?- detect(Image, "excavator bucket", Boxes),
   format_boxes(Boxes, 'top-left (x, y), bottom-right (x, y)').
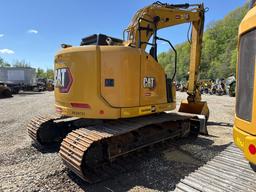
top-left (179, 100), bottom-right (209, 135)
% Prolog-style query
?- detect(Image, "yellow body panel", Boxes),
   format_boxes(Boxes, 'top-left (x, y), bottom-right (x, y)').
top-left (140, 52), bottom-right (167, 105)
top-left (234, 126), bottom-right (256, 164)
top-left (100, 46), bottom-right (140, 107)
top-left (54, 46), bottom-right (175, 119)
top-left (239, 5), bottom-right (256, 35)
top-left (54, 46), bottom-right (121, 119)
top-left (234, 5), bottom-right (256, 164)
top-left (121, 102), bottom-right (175, 118)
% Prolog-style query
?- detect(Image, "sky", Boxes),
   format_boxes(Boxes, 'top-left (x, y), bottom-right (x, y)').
top-left (0, 0), bottom-right (247, 70)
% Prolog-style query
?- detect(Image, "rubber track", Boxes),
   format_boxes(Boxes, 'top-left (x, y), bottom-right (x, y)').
top-left (27, 113), bottom-right (62, 144)
top-left (60, 112), bottom-right (196, 183)
top-left (174, 144), bottom-right (256, 192)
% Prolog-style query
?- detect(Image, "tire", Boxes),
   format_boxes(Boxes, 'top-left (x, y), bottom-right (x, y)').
top-left (189, 120), bottom-right (200, 138)
top-left (249, 162), bottom-right (256, 172)
top-left (13, 89), bottom-right (20, 94)
top-left (229, 90), bottom-right (235, 97)
top-left (3, 89), bottom-right (12, 98)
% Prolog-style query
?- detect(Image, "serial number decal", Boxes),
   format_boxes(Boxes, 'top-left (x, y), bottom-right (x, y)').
top-left (71, 111), bottom-right (86, 116)
top-left (143, 77), bottom-right (156, 89)
top-left (139, 106), bottom-right (151, 115)
top-left (139, 105), bottom-right (157, 115)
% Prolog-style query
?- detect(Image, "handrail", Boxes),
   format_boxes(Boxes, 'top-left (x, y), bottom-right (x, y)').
top-left (156, 37), bottom-right (177, 81)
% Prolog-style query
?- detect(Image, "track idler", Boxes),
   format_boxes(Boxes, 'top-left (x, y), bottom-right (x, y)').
top-left (27, 114), bottom-right (102, 148)
top-left (27, 114), bottom-right (64, 146)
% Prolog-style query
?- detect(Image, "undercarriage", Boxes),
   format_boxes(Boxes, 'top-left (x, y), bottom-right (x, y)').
top-left (27, 112), bottom-right (203, 183)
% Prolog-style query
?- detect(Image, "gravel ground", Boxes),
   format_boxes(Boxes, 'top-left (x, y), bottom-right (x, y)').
top-left (0, 91), bottom-right (235, 192)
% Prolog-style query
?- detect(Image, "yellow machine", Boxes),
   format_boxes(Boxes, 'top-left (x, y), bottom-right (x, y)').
top-left (233, 0), bottom-right (256, 167)
top-left (28, 2), bottom-right (208, 182)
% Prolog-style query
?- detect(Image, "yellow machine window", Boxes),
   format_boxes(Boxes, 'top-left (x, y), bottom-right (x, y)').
top-left (236, 29), bottom-right (256, 121)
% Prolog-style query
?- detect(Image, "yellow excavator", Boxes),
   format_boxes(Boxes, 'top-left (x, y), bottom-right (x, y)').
top-left (28, 2), bottom-right (208, 182)
top-left (233, 0), bottom-right (256, 169)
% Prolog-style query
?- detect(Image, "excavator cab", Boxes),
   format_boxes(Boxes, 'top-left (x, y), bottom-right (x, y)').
top-left (233, 0), bottom-right (256, 166)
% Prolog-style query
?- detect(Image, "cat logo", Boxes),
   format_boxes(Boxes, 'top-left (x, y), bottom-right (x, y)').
top-left (55, 68), bottom-right (73, 93)
top-left (143, 77), bottom-right (155, 89)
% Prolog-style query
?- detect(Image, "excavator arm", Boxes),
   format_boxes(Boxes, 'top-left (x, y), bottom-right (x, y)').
top-left (125, 2), bottom-right (203, 49)
top-left (124, 2), bottom-right (209, 128)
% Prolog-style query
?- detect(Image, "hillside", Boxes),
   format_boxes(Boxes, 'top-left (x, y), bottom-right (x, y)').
top-left (158, 4), bottom-right (248, 81)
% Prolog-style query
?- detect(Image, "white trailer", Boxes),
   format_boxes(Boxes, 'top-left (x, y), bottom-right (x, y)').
top-left (0, 67), bottom-right (37, 86)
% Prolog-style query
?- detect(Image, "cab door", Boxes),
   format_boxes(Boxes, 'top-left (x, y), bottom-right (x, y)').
top-left (140, 51), bottom-right (167, 106)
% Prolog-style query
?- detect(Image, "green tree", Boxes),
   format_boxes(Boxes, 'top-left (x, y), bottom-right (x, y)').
top-left (36, 68), bottom-right (46, 78)
top-left (46, 69), bottom-right (54, 79)
top-left (36, 68), bottom-right (54, 79)
top-left (0, 57), bottom-right (11, 67)
top-left (12, 59), bottom-right (31, 68)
